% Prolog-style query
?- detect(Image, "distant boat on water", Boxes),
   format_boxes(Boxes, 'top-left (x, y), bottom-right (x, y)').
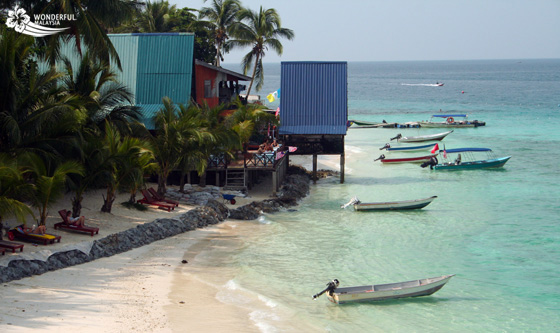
top-left (419, 114), bottom-right (486, 128)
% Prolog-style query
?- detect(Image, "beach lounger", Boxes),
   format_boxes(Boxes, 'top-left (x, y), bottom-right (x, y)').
top-left (8, 225), bottom-right (61, 245)
top-left (54, 209), bottom-right (100, 236)
top-left (0, 240), bottom-right (24, 253)
top-left (148, 187), bottom-right (179, 207)
top-left (137, 190), bottom-right (175, 212)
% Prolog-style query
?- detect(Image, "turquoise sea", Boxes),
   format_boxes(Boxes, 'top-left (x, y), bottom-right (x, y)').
top-left (215, 59), bottom-right (560, 332)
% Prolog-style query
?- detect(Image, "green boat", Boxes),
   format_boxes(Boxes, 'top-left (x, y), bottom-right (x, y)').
top-left (421, 148), bottom-right (511, 170)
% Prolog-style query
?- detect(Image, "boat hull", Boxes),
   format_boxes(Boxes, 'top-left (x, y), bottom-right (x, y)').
top-left (434, 156), bottom-right (511, 170)
top-left (380, 155), bottom-right (436, 163)
top-left (386, 143), bottom-right (436, 152)
top-left (419, 122), bottom-right (476, 128)
top-left (354, 196), bottom-right (437, 211)
top-left (398, 130), bottom-right (453, 143)
top-left (327, 275), bottom-right (454, 304)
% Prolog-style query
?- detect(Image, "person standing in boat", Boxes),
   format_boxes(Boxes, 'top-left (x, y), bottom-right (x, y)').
top-left (455, 154), bottom-right (462, 165)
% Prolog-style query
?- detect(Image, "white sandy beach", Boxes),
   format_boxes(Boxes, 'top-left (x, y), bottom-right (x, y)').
top-left (0, 157), bottom-right (341, 332)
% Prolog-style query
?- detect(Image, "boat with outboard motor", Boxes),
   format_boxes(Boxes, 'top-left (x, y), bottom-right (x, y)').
top-left (391, 130), bottom-right (453, 143)
top-left (421, 148), bottom-right (511, 170)
top-left (419, 114), bottom-right (485, 128)
top-left (375, 153), bottom-right (436, 164)
top-left (312, 275), bottom-right (454, 304)
top-left (341, 196), bottom-right (437, 211)
top-left (379, 142), bottom-right (437, 152)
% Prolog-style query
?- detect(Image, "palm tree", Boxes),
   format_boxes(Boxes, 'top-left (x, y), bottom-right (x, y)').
top-left (136, 0), bottom-right (179, 32)
top-left (0, 26), bottom-right (84, 161)
top-left (227, 6), bottom-right (294, 95)
top-left (24, 153), bottom-right (84, 226)
top-left (195, 101), bottom-right (241, 187)
top-left (148, 97), bottom-right (184, 195)
top-left (0, 154), bottom-right (34, 238)
top-left (31, 0), bottom-right (143, 69)
top-left (228, 98), bottom-right (277, 145)
top-left (97, 122), bottom-right (151, 213)
top-left (61, 52), bottom-right (143, 137)
top-left (199, 0), bottom-right (241, 67)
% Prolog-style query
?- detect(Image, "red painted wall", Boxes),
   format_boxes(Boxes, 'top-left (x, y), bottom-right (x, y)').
top-left (194, 64), bottom-right (219, 107)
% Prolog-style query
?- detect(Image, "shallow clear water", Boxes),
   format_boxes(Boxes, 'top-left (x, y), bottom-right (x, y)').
top-left (216, 59), bottom-right (560, 331)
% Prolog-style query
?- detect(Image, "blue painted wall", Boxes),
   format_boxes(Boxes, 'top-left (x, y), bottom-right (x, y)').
top-left (279, 61), bottom-right (348, 135)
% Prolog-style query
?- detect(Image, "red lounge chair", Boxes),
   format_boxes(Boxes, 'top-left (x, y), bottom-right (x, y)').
top-left (54, 209), bottom-right (100, 237)
top-left (0, 240), bottom-right (24, 253)
top-left (148, 187), bottom-right (179, 207)
top-left (8, 225), bottom-right (61, 245)
top-left (137, 190), bottom-right (175, 212)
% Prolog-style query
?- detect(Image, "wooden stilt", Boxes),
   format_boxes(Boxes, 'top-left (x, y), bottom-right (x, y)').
top-left (340, 153), bottom-right (345, 184)
top-left (313, 154), bottom-right (318, 184)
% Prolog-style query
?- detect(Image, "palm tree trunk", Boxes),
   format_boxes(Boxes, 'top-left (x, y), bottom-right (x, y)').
top-left (72, 194), bottom-right (83, 217)
top-left (101, 187), bottom-right (115, 212)
top-left (245, 54), bottom-right (260, 97)
top-left (216, 42), bottom-right (221, 67)
top-left (157, 173), bottom-right (167, 196)
top-left (179, 170), bottom-right (186, 193)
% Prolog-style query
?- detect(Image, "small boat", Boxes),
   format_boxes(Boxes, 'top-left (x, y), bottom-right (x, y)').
top-left (420, 148), bottom-right (511, 170)
top-left (390, 130), bottom-right (453, 143)
top-left (312, 275), bottom-right (454, 304)
top-left (341, 196), bottom-right (437, 211)
top-left (379, 142), bottom-right (437, 152)
top-left (436, 82), bottom-right (444, 86)
top-left (375, 153), bottom-right (436, 164)
top-left (349, 120), bottom-right (397, 128)
top-left (419, 114), bottom-right (486, 128)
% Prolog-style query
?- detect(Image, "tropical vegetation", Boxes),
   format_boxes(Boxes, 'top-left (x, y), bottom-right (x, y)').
top-left (0, 0), bottom-right (292, 235)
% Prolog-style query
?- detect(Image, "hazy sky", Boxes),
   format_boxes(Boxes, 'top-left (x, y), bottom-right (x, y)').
top-left (173, 0), bottom-right (560, 63)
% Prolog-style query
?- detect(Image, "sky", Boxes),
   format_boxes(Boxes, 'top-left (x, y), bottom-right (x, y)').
top-left (173, 0), bottom-right (560, 63)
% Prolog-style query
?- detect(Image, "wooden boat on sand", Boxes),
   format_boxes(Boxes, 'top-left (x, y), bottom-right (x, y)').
top-left (312, 275), bottom-right (455, 304)
top-left (391, 130), bottom-right (453, 143)
top-left (341, 196), bottom-right (437, 211)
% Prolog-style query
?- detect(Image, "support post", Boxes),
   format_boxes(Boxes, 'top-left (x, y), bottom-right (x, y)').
top-left (340, 153), bottom-right (345, 184)
top-left (313, 154), bottom-right (318, 184)
top-left (272, 170), bottom-right (277, 196)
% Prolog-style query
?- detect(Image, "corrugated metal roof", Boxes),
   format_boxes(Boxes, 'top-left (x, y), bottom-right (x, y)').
top-left (107, 34), bottom-right (139, 103)
top-left (194, 59), bottom-right (251, 81)
top-left (279, 62), bottom-right (348, 135)
top-left (136, 34), bottom-right (194, 104)
top-left (136, 104), bottom-right (166, 130)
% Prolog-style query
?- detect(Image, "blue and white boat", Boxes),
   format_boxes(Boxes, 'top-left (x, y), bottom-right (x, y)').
top-left (419, 114), bottom-right (486, 128)
top-left (379, 142), bottom-right (437, 152)
top-left (421, 148), bottom-right (511, 170)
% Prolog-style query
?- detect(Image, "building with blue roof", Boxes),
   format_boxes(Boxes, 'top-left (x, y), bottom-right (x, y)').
top-left (279, 61), bottom-right (348, 182)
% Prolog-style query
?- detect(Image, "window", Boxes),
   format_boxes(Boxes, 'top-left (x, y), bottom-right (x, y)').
top-left (204, 80), bottom-right (212, 98)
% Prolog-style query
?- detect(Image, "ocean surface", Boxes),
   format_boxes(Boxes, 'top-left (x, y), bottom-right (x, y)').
top-left (209, 59), bottom-right (560, 332)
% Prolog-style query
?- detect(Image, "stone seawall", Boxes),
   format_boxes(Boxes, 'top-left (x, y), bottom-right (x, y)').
top-left (0, 172), bottom-right (311, 283)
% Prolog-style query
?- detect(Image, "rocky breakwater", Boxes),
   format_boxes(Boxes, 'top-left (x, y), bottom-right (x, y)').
top-left (0, 168), bottom-right (315, 283)
top-left (0, 202), bottom-right (229, 283)
top-left (228, 171), bottom-right (311, 220)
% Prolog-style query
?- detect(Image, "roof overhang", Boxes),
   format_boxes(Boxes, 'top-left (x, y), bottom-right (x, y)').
top-left (195, 59), bottom-right (251, 81)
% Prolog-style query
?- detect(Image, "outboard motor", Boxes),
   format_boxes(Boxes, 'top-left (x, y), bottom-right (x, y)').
top-left (312, 279), bottom-right (340, 300)
top-left (390, 133), bottom-right (402, 141)
top-left (374, 154), bottom-right (386, 162)
top-left (341, 196), bottom-right (360, 209)
top-left (421, 156), bottom-right (439, 169)
top-left (380, 143), bottom-right (391, 150)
